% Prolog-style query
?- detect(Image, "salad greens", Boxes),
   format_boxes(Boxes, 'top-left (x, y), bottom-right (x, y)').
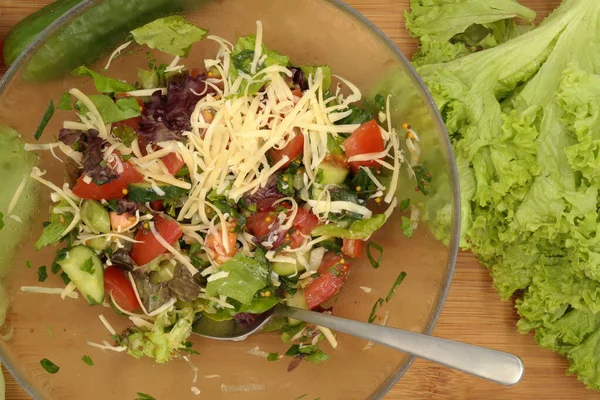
top-left (408, 0), bottom-right (600, 389)
top-left (34, 100), bottom-right (54, 140)
top-left (130, 16), bottom-right (208, 57)
top-left (22, 17), bottom-right (416, 371)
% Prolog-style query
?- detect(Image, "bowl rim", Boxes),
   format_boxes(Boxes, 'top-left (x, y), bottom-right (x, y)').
top-left (0, 1), bottom-right (461, 398)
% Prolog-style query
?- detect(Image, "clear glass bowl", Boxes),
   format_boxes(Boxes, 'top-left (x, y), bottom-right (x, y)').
top-left (0, 0), bottom-right (460, 398)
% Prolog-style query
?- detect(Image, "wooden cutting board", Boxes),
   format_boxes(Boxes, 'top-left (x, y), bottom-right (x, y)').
top-left (1, 0), bottom-right (596, 399)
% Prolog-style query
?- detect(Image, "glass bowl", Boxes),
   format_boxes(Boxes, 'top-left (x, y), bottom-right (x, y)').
top-left (0, 0), bottom-right (460, 398)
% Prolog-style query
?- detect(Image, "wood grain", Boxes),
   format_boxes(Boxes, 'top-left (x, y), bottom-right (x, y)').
top-left (1, 0), bottom-right (594, 399)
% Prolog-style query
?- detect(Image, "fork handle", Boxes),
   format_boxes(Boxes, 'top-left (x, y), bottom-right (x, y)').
top-left (275, 305), bottom-right (524, 386)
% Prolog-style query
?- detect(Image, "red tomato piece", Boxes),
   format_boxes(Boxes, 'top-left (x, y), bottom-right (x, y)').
top-left (287, 229), bottom-right (305, 249)
top-left (72, 160), bottom-right (143, 200)
top-left (343, 119), bottom-right (385, 173)
top-left (268, 134), bottom-right (304, 169)
top-left (131, 216), bottom-right (183, 266)
top-left (246, 211), bottom-right (276, 238)
top-left (104, 266), bottom-right (139, 312)
top-left (162, 152), bottom-right (186, 175)
top-left (190, 68), bottom-right (204, 79)
top-left (304, 253), bottom-right (350, 309)
top-left (256, 197), bottom-right (282, 212)
top-left (342, 239), bottom-right (363, 258)
top-left (149, 200), bottom-right (164, 211)
top-left (292, 208), bottom-right (319, 235)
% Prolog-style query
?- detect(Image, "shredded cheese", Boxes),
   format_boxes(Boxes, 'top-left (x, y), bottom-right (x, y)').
top-left (21, 286), bottom-right (78, 299)
top-left (104, 40), bottom-right (132, 70)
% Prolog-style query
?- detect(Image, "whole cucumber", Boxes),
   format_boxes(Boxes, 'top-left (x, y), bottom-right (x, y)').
top-left (2, 0), bottom-right (84, 67)
top-left (6, 0), bottom-right (193, 81)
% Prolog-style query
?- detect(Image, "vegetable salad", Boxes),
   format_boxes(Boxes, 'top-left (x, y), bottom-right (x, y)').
top-left (22, 17), bottom-right (422, 367)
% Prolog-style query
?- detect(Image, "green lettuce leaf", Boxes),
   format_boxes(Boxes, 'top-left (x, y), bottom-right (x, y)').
top-left (229, 34), bottom-right (289, 96)
top-left (310, 214), bottom-right (386, 240)
top-left (125, 306), bottom-right (194, 363)
top-left (413, 0), bottom-right (600, 389)
top-left (299, 65), bottom-right (332, 90)
top-left (76, 95), bottom-right (141, 124)
top-left (72, 66), bottom-right (136, 93)
top-left (205, 253), bottom-right (269, 304)
top-left (130, 16), bottom-right (208, 57)
top-left (406, 0), bottom-right (536, 65)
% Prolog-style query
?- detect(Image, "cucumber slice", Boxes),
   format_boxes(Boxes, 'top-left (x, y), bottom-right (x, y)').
top-left (150, 263), bottom-right (176, 284)
top-left (56, 245), bottom-right (104, 305)
top-left (86, 236), bottom-right (111, 251)
top-left (127, 182), bottom-right (187, 203)
top-left (286, 289), bottom-right (308, 326)
top-left (81, 200), bottom-right (110, 234)
top-left (316, 161), bottom-right (349, 185)
top-left (272, 253), bottom-right (308, 277)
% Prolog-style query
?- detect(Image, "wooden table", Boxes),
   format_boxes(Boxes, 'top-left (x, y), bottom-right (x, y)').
top-left (1, 0), bottom-right (596, 399)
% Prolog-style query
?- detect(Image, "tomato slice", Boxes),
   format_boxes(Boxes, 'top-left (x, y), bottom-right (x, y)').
top-left (269, 134), bottom-right (304, 169)
top-left (104, 266), bottom-right (139, 312)
top-left (162, 152), bottom-right (186, 175)
top-left (131, 216), bottom-right (183, 266)
top-left (149, 200), bottom-right (164, 211)
top-left (287, 229), bottom-right (305, 249)
top-left (72, 160), bottom-right (143, 200)
top-left (293, 208), bottom-right (319, 235)
top-left (246, 211), bottom-right (275, 238)
top-left (304, 253), bottom-right (350, 309)
top-left (343, 119), bottom-right (385, 173)
top-left (342, 239), bottom-right (363, 258)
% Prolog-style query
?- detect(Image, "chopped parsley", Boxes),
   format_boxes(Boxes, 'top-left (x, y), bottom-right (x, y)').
top-left (366, 242), bottom-right (383, 269)
top-left (368, 298), bottom-right (385, 324)
top-left (401, 216), bottom-right (413, 238)
top-left (400, 198), bottom-right (411, 212)
top-left (82, 355), bottom-right (94, 366)
top-left (35, 100), bottom-right (55, 140)
top-left (386, 272), bottom-right (407, 303)
top-left (40, 358), bottom-right (60, 374)
top-left (413, 165), bottom-right (432, 195)
top-left (136, 392), bottom-right (156, 400)
top-left (267, 352), bottom-right (279, 361)
top-left (37, 266), bottom-right (48, 282)
top-left (25, 260), bottom-right (32, 269)
top-left (80, 257), bottom-right (95, 274)
top-left (57, 92), bottom-right (72, 110)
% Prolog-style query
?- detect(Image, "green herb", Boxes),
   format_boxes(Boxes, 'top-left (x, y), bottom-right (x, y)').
top-left (57, 92), bottom-right (72, 110)
top-left (112, 125), bottom-right (137, 146)
top-left (135, 393), bottom-right (156, 400)
top-left (0, 212), bottom-right (4, 230)
top-left (35, 100), bottom-right (54, 140)
top-left (82, 355), bottom-right (94, 366)
top-left (294, 395), bottom-right (308, 400)
top-left (413, 165), bottom-right (432, 195)
top-left (45, 324), bottom-right (54, 339)
top-left (401, 217), bottom-right (413, 238)
top-left (281, 323), bottom-right (307, 344)
top-left (335, 104), bottom-right (372, 126)
top-left (37, 216), bottom-right (72, 249)
top-left (131, 16), bottom-right (208, 57)
top-left (72, 66), bottom-right (136, 93)
top-left (267, 352), bottom-right (279, 361)
top-left (60, 272), bottom-right (71, 285)
top-left (386, 272), bottom-right (407, 303)
top-left (179, 341), bottom-right (200, 355)
top-left (138, 68), bottom-right (160, 89)
top-left (40, 358), bottom-right (59, 374)
top-left (366, 242), bottom-right (383, 269)
top-left (304, 349), bottom-right (330, 364)
top-left (80, 257), bottom-right (95, 275)
top-left (26, 260), bottom-right (32, 269)
top-left (400, 198), bottom-right (411, 212)
top-left (368, 298), bottom-right (385, 324)
top-left (37, 265), bottom-right (48, 282)
top-left (372, 93), bottom-right (386, 114)
top-left (122, 154), bottom-right (133, 161)
top-left (277, 174), bottom-right (295, 197)
top-left (51, 261), bottom-right (61, 274)
top-left (352, 167), bottom-right (378, 194)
